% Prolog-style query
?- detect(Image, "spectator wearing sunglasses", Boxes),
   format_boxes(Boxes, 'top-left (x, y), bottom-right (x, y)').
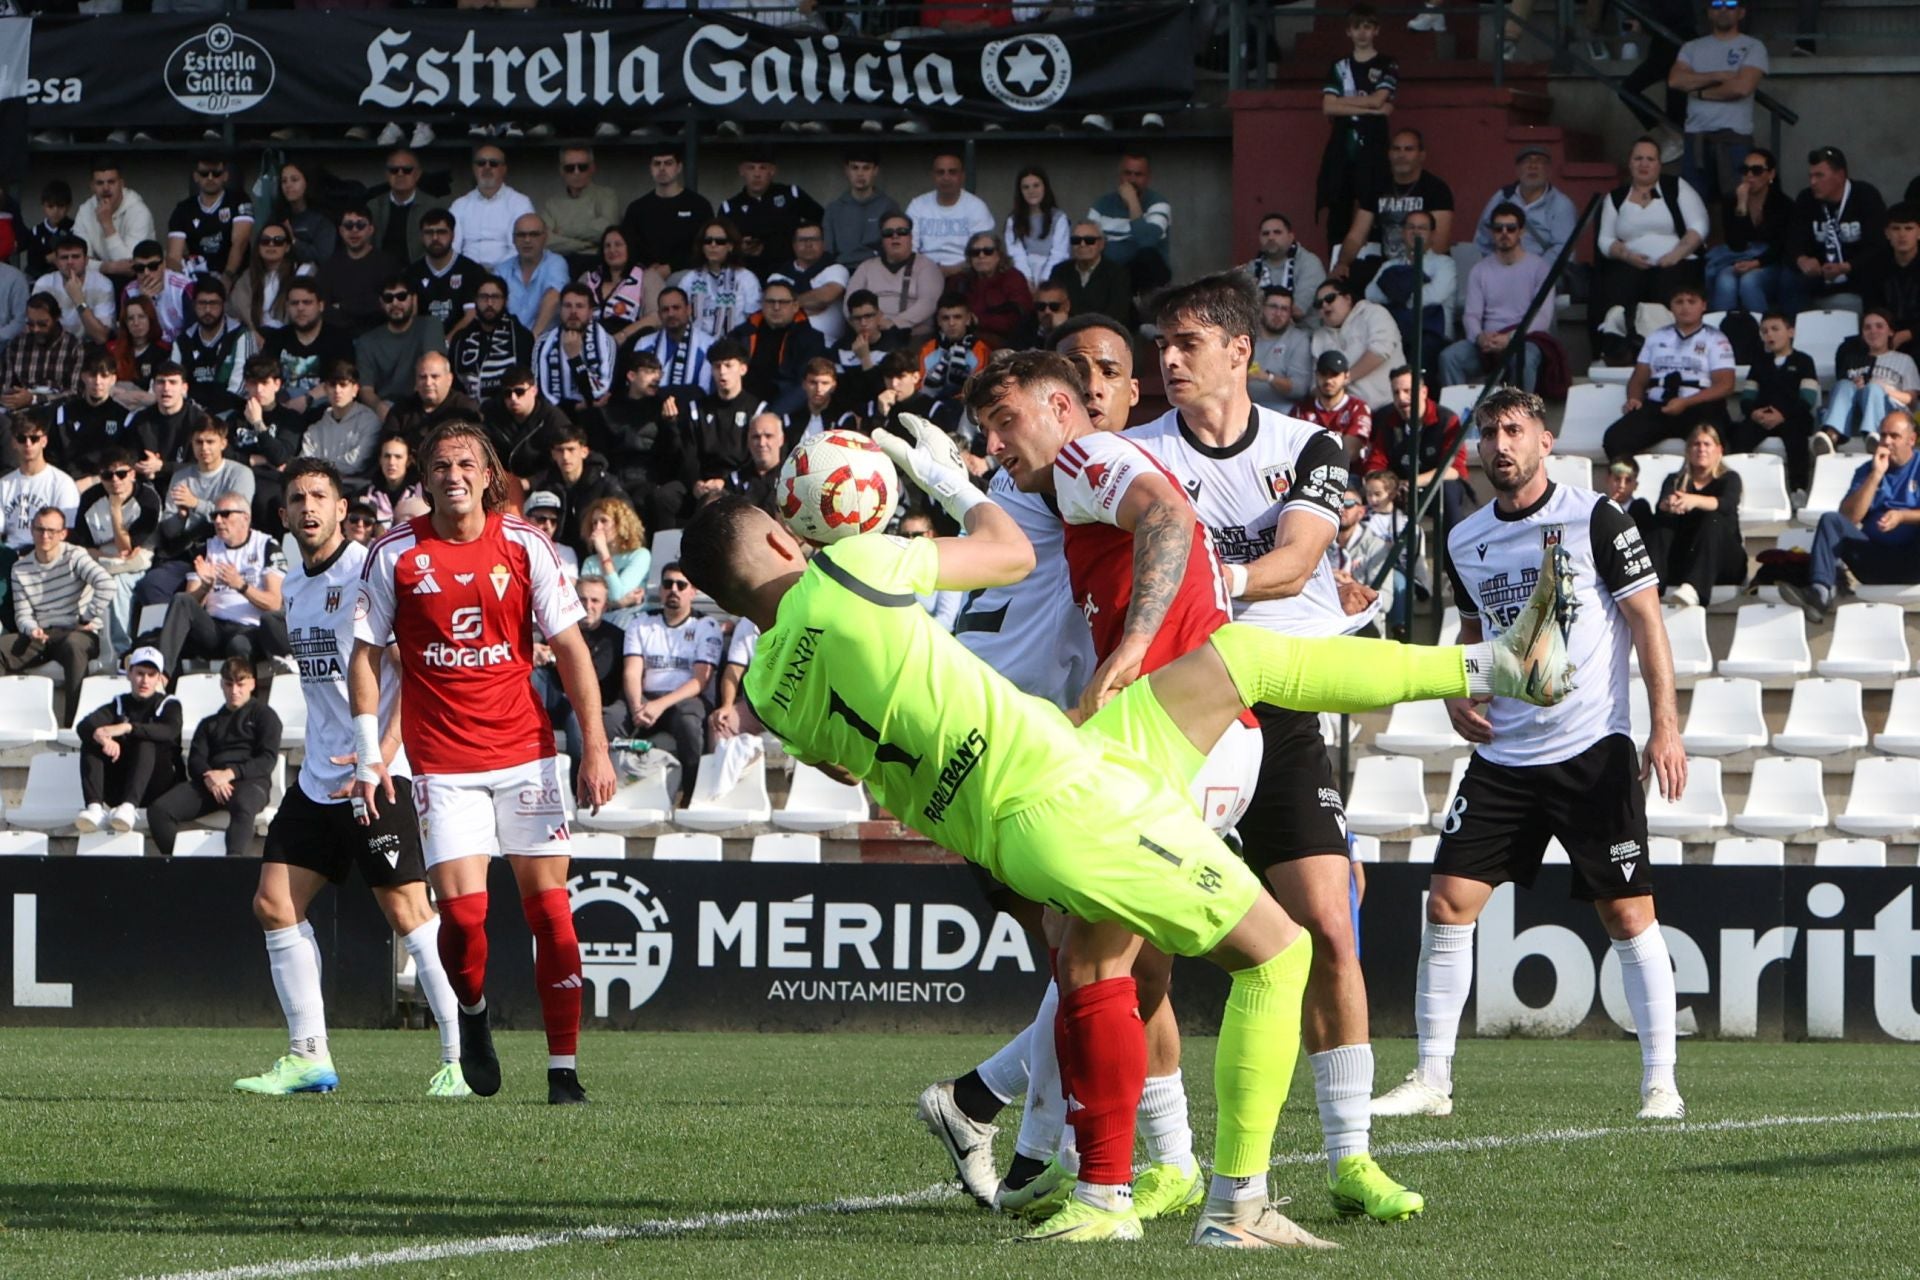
top-left (73, 446), bottom-right (161, 656)
top-left (1011, 281), bottom-right (1072, 351)
top-left (1668, 0), bottom-right (1769, 204)
top-left (449, 145), bottom-right (535, 272)
top-left (1440, 202), bottom-right (1554, 391)
top-left (958, 233), bottom-right (1032, 350)
top-left (1708, 147), bottom-right (1791, 315)
top-left (620, 561), bottom-right (722, 806)
top-left (848, 214), bottom-right (945, 339)
top-left (1047, 221), bottom-right (1134, 328)
top-left (369, 149), bottom-right (430, 265)
top-left (543, 148), bottom-right (621, 270)
top-left (316, 205), bottom-right (403, 338)
top-left (157, 494), bottom-right (289, 688)
top-left (353, 278), bottom-right (447, 417)
top-left (165, 153), bottom-right (254, 284)
top-left (0, 410), bottom-right (81, 553)
top-left (119, 239), bottom-right (194, 344)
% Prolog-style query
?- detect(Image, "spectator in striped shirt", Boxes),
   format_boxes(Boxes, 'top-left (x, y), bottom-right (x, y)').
top-left (1, 505), bottom-right (113, 720)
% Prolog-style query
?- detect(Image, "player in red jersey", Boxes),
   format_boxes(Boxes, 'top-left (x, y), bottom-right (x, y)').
top-left (349, 421), bottom-right (617, 1105)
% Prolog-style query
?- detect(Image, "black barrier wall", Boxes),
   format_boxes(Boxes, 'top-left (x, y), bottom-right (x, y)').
top-left (3, 860), bottom-right (1918, 1040)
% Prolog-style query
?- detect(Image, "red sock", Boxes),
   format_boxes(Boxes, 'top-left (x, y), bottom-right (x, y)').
top-left (436, 891), bottom-right (489, 1008)
top-left (522, 887), bottom-right (582, 1058)
top-left (1056, 976), bottom-right (1146, 1187)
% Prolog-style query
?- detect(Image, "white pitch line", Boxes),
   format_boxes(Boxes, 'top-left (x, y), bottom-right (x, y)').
top-left (1267, 1108), bottom-right (1920, 1168)
top-left (138, 1110), bottom-right (1920, 1280)
top-left (133, 1183), bottom-right (961, 1280)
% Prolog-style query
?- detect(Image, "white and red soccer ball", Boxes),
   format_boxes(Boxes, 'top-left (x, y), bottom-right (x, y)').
top-left (776, 429), bottom-right (900, 544)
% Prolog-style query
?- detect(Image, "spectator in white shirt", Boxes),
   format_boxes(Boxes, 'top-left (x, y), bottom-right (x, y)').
top-left (34, 235), bottom-right (116, 346)
top-left (74, 159), bottom-right (155, 283)
top-left (449, 145), bottom-right (535, 273)
top-left (1004, 166), bottom-right (1071, 292)
top-left (1592, 137), bottom-right (1709, 363)
top-left (156, 494), bottom-right (288, 684)
top-left (906, 153), bottom-right (996, 278)
top-left (0, 411), bottom-right (81, 552)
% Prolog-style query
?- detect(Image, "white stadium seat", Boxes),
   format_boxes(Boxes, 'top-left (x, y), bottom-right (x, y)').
top-left (1374, 700), bottom-right (1467, 758)
top-left (1818, 603), bottom-right (1912, 678)
top-left (1556, 383), bottom-right (1627, 458)
top-left (1679, 677), bottom-right (1768, 756)
top-left (77, 831), bottom-right (145, 857)
top-left (1319, 713), bottom-right (1358, 748)
top-left (1731, 756), bottom-right (1828, 837)
top-left (578, 769), bottom-right (678, 833)
top-left (57, 675), bottom-right (124, 748)
top-left (1771, 678), bottom-right (1869, 756)
top-left (1718, 604), bottom-right (1811, 678)
top-left (1629, 677), bottom-right (1651, 749)
top-left (773, 763), bottom-right (869, 832)
top-left (172, 673), bottom-right (227, 742)
top-left (1793, 309), bottom-right (1857, 381)
top-left (1648, 836), bottom-right (1684, 865)
top-left (1634, 603), bottom-right (1713, 678)
top-left (1542, 454), bottom-right (1593, 491)
top-left (647, 529), bottom-right (683, 594)
top-left (267, 675), bottom-right (308, 741)
top-left (1646, 757), bottom-right (1726, 839)
top-left (1814, 838), bottom-right (1889, 867)
top-left (650, 833), bottom-right (723, 861)
top-left (0, 675), bottom-right (57, 746)
top-left (750, 833), bottom-right (822, 863)
top-left (1853, 582), bottom-right (1920, 608)
top-left (1635, 453), bottom-right (1684, 502)
top-left (1797, 452), bottom-right (1861, 527)
top-left (1835, 757), bottom-right (1920, 837)
top-left (1345, 756), bottom-right (1429, 834)
top-left (12, 753), bottom-right (84, 830)
top-left (1723, 453), bottom-right (1791, 530)
top-left (568, 831), bottom-right (629, 858)
top-left (0, 832), bottom-right (49, 856)
top-left (1438, 384), bottom-right (1482, 420)
top-left (1713, 836), bottom-right (1785, 866)
top-left (675, 752), bottom-right (772, 830)
top-left (169, 830), bottom-right (231, 858)
top-left (1406, 835), bottom-right (1439, 863)
top-left (1348, 834), bottom-right (1381, 863)
top-left (1873, 679), bottom-right (1920, 755)
top-left (1436, 606), bottom-right (1461, 647)
top-left (1430, 757), bottom-right (1470, 833)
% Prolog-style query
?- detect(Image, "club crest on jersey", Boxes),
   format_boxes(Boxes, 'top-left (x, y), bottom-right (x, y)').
top-left (490, 563), bottom-right (511, 600)
top-left (1259, 463), bottom-right (1291, 501)
top-left (1541, 525), bottom-right (1564, 548)
top-left (324, 587), bottom-right (342, 613)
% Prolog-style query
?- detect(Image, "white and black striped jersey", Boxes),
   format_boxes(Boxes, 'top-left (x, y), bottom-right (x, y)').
top-left (285, 539), bottom-right (407, 805)
top-left (1127, 406), bottom-right (1354, 637)
top-left (953, 468), bottom-right (1095, 711)
top-left (1446, 482), bottom-right (1657, 767)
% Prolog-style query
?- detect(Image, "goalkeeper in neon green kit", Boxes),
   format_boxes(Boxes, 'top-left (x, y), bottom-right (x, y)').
top-left (677, 406), bottom-right (1573, 1248)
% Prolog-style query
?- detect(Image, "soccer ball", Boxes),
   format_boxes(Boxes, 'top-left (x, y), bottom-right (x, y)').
top-left (777, 429), bottom-right (900, 544)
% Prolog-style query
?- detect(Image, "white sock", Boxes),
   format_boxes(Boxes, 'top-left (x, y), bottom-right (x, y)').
top-left (1613, 924), bottom-right (1678, 1094)
top-left (299, 918), bottom-right (322, 980)
top-left (549, 1054), bottom-right (576, 1070)
top-left (1206, 1172), bottom-right (1267, 1212)
top-left (1415, 922), bottom-right (1475, 1091)
top-left (1310, 1045), bottom-right (1374, 1175)
top-left (1071, 1181), bottom-right (1133, 1213)
top-left (402, 917), bottom-right (462, 1063)
top-left (265, 924), bottom-right (328, 1062)
top-left (1137, 1070), bottom-right (1196, 1174)
top-left (1014, 980), bottom-right (1065, 1161)
top-left (976, 1020), bottom-right (1032, 1104)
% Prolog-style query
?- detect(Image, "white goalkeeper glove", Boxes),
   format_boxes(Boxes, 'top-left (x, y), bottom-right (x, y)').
top-left (871, 413), bottom-right (987, 524)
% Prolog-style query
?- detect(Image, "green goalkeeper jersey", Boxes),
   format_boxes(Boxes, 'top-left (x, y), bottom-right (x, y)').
top-left (743, 534), bottom-right (1089, 878)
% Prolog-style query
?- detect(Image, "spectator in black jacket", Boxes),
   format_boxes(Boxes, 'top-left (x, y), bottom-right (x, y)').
top-left (1784, 145), bottom-right (1886, 316)
top-left (728, 280), bottom-right (825, 416)
top-left (49, 349), bottom-right (128, 485)
top-left (524, 421), bottom-right (624, 558)
top-left (666, 338), bottom-right (764, 481)
top-left (1707, 147), bottom-right (1793, 316)
top-left (145, 656), bottom-right (282, 857)
top-left (1604, 457), bottom-right (1657, 546)
top-left (582, 352), bottom-right (685, 532)
top-left (72, 447), bottom-right (161, 656)
top-left (1734, 311), bottom-right (1819, 493)
top-left (74, 645), bottom-right (183, 836)
top-left (381, 351), bottom-right (481, 451)
top-left (1864, 202), bottom-right (1920, 357)
top-left (480, 365), bottom-right (572, 478)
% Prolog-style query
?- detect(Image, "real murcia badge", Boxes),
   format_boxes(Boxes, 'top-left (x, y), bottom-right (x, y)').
top-left (490, 563), bottom-right (511, 600)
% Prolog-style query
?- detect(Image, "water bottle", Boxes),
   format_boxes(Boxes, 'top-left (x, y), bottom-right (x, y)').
top-left (608, 738), bottom-right (653, 754)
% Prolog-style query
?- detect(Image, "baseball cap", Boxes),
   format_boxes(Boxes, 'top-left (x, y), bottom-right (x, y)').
top-left (124, 646), bottom-right (164, 672)
top-left (525, 490), bottom-right (563, 514)
top-left (1515, 145), bottom-right (1551, 163)
top-left (1315, 349), bottom-right (1351, 375)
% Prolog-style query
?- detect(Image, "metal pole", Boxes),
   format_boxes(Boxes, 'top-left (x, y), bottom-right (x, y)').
top-left (1406, 233), bottom-right (1424, 639)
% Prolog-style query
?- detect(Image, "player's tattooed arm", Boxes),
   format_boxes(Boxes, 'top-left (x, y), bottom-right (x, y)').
top-left (1123, 496), bottom-right (1192, 646)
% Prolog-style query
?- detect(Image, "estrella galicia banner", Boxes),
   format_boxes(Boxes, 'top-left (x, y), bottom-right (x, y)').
top-left (22, 8), bottom-right (1193, 129)
top-left (6, 860), bottom-right (1919, 1039)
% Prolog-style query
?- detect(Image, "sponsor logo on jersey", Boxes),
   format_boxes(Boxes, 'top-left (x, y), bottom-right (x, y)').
top-left (369, 831), bottom-right (401, 868)
top-left (1297, 462), bottom-right (1346, 506)
top-left (769, 626), bottom-right (823, 711)
top-left (353, 589), bottom-right (370, 621)
top-left (922, 728), bottom-right (987, 824)
top-left (412, 572), bottom-right (441, 594)
top-left (1184, 477), bottom-right (1202, 500)
top-left (1083, 460), bottom-right (1110, 490)
top-left (490, 563), bottom-right (511, 600)
top-left (421, 640), bottom-right (513, 667)
top-left (415, 552), bottom-right (431, 569)
top-left (454, 573), bottom-right (474, 585)
top-left (1477, 542), bottom-right (1488, 561)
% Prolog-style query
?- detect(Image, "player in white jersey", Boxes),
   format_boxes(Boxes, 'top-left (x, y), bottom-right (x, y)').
top-left (1126, 273), bottom-right (1421, 1223)
top-left (235, 459), bottom-right (468, 1099)
top-left (1372, 387), bottom-right (1689, 1121)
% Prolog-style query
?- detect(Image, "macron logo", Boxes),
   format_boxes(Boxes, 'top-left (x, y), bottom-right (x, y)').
top-left (421, 641), bottom-right (513, 668)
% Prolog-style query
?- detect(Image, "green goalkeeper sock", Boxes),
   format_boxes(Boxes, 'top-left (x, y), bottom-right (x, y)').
top-left (1207, 622), bottom-right (1474, 714)
top-left (1214, 930), bottom-right (1312, 1178)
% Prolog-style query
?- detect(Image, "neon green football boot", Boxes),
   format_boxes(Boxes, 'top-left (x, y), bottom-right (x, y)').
top-left (1132, 1162), bottom-right (1204, 1220)
top-left (427, 1061), bottom-right (472, 1098)
top-left (1328, 1153), bottom-right (1425, 1222)
top-left (1017, 1194), bottom-right (1144, 1243)
top-left (234, 1054), bottom-right (339, 1095)
top-left (995, 1158), bottom-right (1073, 1220)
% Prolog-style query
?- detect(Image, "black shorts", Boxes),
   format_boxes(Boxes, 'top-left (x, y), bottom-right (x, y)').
top-left (263, 775), bottom-right (426, 889)
top-left (1435, 734), bottom-right (1653, 902)
top-left (1236, 704), bottom-right (1350, 875)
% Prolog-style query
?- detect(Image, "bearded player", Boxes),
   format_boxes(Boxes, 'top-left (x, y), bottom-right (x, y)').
top-left (235, 458), bottom-right (467, 1099)
top-left (349, 421), bottom-right (618, 1105)
top-left (688, 351), bottom-right (1572, 1245)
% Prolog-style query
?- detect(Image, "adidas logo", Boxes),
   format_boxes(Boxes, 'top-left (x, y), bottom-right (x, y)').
top-left (551, 974), bottom-right (584, 990)
top-left (411, 573), bottom-right (442, 595)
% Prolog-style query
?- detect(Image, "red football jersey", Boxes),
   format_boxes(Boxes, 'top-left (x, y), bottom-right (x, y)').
top-left (355, 512), bottom-right (586, 775)
top-left (1052, 432), bottom-right (1231, 672)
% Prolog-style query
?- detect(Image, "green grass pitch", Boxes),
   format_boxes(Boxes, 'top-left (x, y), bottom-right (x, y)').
top-left (4, 1029), bottom-right (1918, 1279)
